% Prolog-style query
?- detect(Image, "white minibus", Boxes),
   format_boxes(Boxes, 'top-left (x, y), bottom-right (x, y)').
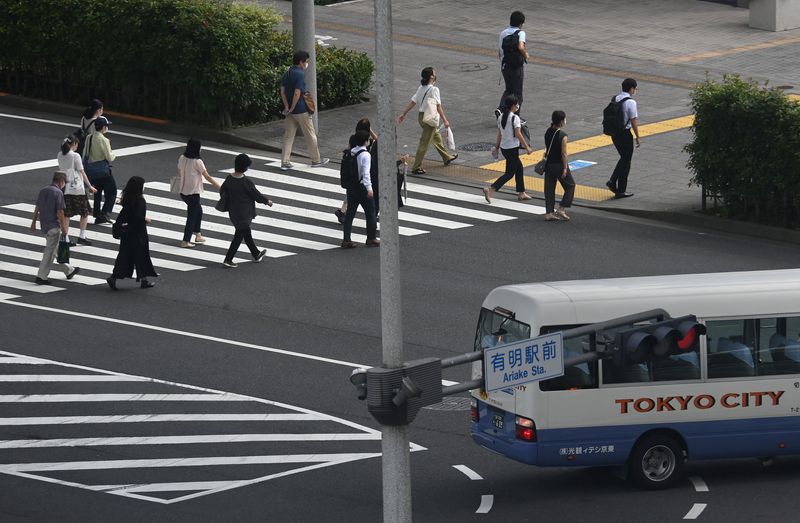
top-left (470, 269), bottom-right (800, 488)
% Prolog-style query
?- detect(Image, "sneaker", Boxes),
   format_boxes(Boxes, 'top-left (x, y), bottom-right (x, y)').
top-left (544, 213), bottom-right (563, 222)
top-left (334, 209), bottom-right (345, 224)
top-left (77, 237), bottom-right (93, 246)
top-left (179, 241), bottom-right (195, 248)
top-left (193, 234), bottom-right (206, 244)
top-left (253, 249), bottom-right (267, 263)
top-left (310, 158), bottom-right (330, 167)
top-left (365, 239), bottom-right (381, 247)
top-left (494, 108), bottom-right (502, 119)
top-left (341, 240), bottom-right (356, 249)
top-left (66, 267), bottom-right (80, 280)
top-left (34, 277), bottom-right (50, 285)
top-left (556, 207), bottom-right (571, 221)
top-left (280, 162), bottom-right (294, 171)
top-left (222, 260), bottom-right (238, 268)
top-left (95, 216), bottom-right (109, 225)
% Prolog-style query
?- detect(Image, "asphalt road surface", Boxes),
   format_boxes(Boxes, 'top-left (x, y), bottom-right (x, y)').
top-left (1, 107), bottom-right (800, 522)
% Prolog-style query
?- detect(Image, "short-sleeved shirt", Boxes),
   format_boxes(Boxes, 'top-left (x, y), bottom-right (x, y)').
top-left (614, 93), bottom-right (638, 129)
top-left (350, 145), bottom-right (372, 190)
top-left (498, 113), bottom-right (521, 150)
top-left (544, 128), bottom-right (568, 165)
top-left (282, 66), bottom-right (308, 114)
top-left (498, 26), bottom-right (527, 63)
top-left (411, 85), bottom-right (441, 112)
top-left (85, 132), bottom-right (116, 163)
top-left (36, 184), bottom-right (65, 234)
top-left (58, 150), bottom-right (86, 196)
top-left (177, 155), bottom-right (208, 195)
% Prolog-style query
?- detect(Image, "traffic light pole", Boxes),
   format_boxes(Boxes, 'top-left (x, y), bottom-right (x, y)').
top-left (373, 0), bottom-right (411, 521)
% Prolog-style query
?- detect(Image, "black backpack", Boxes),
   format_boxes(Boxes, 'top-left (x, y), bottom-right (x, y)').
top-left (340, 149), bottom-right (367, 189)
top-left (75, 118), bottom-right (94, 156)
top-left (501, 29), bottom-right (524, 69)
top-left (602, 96), bottom-right (633, 136)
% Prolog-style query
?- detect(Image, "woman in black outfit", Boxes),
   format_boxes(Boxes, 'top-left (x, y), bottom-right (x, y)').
top-left (220, 154), bottom-right (272, 268)
top-left (106, 176), bottom-right (158, 289)
top-left (543, 110), bottom-right (576, 221)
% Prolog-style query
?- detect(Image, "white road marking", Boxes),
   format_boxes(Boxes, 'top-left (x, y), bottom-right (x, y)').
top-left (0, 374), bottom-right (140, 382)
top-left (452, 464), bottom-right (483, 480)
top-left (0, 260), bottom-right (105, 285)
top-left (0, 393), bottom-right (245, 403)
top-left (0, 276), bottom-right (63, 293)
top-left (0, 357), bottom-right (48, 364)
top-left (684, 503), bottom-right (707, 519)
top-left (0, 112), bottom-right (185, 143)
top-left (0, 305), bottom-right (460, 386)
top-left (0, 413), bottom-right (323, 426)
top-left (476, 494), bottom-right (494, 514)
top-left (0, 432), bottom-right (381, 449)
top-left (689, 475), bottom-right (709, 492)
top-left (0, 142), bottom-right (182, 176)
top-left (0, 291), bottom-right (20, 300)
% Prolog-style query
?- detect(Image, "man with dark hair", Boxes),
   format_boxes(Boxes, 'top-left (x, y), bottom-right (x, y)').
top-left (496, 11), bottom-right (530, 121)
top-left (30, 171), bottom-right (80, 285)
top-left (606, 78), bottom-right (641, 198)
top-left (279, 50), bottom-right (329, 171)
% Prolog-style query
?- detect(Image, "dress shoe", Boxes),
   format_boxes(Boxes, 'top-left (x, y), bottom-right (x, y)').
top-left (140, 279), bottom-right (155, 289)
top-left (605, 181), bottom-right (617, 193)
top-left (614, 192), bottom-right (634, 199)
top-left (66, 267), bottom-right (80, 280)
top-left (341, 240), bottom-right (356, 249)
top-left (365, 239), bottom-right (381, 247)
top-left (77, 237), bottom-right (93, 246)
top-left (444, 153), bottom-right (458, 166)
top-left (106, 276), bottom-right (117, 290)
top-left (34, 277), bottom-right (50, 285)
top-left (334, 209), bottom-right (345, 224)
top-left (94, 216), bottom-right (109, 225)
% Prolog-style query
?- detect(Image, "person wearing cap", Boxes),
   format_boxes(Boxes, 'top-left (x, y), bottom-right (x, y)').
top-left (83, 115), bottom-right (117, 224)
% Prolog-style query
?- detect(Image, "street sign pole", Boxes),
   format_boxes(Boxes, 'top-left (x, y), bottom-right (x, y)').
top-left (374, 0), bottom-right (411, 521)
top-left (292, 0), bottom-right (318, 131)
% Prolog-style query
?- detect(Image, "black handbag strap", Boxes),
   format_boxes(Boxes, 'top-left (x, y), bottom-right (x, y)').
top-left (543, 129), bottom-right (560, 159)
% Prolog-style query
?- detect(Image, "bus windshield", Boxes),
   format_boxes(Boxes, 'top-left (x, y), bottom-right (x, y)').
top-left (474, 307), bottom-right (531, 352)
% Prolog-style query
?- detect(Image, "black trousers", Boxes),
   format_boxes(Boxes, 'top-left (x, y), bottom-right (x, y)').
top-left (492, 147), bottom-right (525, 193)
top-left (225, 226), bottom-right (259, 262)
top-left (180, 193), bottom-right (203, 242)
top-left (499, 66), bottom-right (524, 113)
top-left (91, 174), bottom-right (117, 218)
top-left (343, 186), bottom-right (377, 242)
top-left (543, 163), bottom-right (576, 213)
top-left (610, 129), bottom-right (634, 193)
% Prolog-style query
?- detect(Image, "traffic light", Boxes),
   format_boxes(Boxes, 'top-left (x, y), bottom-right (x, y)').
top-left (362, 358), bottom-right (443, 426)
top-left (615, 315), bottom-right (706, 364)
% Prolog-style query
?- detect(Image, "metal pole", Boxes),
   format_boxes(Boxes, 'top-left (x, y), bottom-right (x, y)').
top-left (292, 0), bottom-right (318, 131)
top-left (374, 0), bottom-right (410, 522)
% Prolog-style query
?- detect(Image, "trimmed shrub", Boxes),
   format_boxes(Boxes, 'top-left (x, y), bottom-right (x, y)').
top-left (0, 0), bottom-right (373, 128)
top-left (685, 75), bottom-right (800, 227)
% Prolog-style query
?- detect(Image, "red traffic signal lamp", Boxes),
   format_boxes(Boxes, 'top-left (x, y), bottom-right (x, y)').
top-left (616, 315), bottom-right (706, 364)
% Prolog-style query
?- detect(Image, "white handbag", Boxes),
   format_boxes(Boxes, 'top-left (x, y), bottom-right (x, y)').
top-left (420, 87), bottom-right (440, 128)
top-left (170, 167), bottom-right (183, 194)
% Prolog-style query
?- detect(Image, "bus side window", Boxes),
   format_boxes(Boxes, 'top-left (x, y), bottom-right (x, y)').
top-left (707, 320), bottom-right (756, 379)
top-left (539, 333), bottom-right (598, 391)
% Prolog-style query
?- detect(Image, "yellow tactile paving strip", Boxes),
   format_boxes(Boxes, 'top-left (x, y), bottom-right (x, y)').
top-left (479, 115), bottom-right (696, 202)
top-left (667, 34), bottom-right (800, 64)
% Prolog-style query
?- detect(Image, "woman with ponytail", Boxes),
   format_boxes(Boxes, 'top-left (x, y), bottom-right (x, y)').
top-left (483, 94), bottom-right (533, 204)
top-left (57, 135), bottom-right (96, 245)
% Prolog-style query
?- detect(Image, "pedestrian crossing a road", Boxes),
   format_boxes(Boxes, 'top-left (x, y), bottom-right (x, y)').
top-left (0, 350), bottom-right (422, 504)
top-left (0, 152), bottom-right (546, 299)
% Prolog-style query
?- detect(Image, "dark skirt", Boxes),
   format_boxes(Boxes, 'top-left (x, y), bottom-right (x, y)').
top-left (64, 194), bottom-right (90, 218)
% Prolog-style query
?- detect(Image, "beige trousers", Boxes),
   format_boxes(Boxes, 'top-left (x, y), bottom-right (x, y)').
top-left (281, 112), bottom-right (321, 164)
top-left (38, 227), bottom-right (73, 280)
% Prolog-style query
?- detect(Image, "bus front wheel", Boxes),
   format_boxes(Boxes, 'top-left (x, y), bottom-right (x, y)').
top-left (628, 434), bottom-right (685, 490)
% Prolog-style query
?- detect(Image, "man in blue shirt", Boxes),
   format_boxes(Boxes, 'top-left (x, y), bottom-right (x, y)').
top-left (280, 50), bottom-right (329, 171)
top-left (30, 171), bottom-right (80, 284)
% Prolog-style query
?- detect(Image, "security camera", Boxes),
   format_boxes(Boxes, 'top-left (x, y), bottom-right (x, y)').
top-left (350, 368), bottom-right (368, 400)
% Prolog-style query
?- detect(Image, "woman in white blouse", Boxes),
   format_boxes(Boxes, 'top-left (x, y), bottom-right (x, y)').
top-left (176, 138), bottom-right (221, 248)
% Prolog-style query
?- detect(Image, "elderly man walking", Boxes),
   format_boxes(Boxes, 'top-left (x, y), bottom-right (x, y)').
top-left (30, 171), bottom-right (80, 285)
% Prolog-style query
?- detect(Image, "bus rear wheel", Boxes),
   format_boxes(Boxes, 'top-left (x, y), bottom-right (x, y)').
top-left (628, 434), bottom-right (685, 490)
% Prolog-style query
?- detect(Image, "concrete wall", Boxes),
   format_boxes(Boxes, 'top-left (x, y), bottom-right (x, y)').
top-left (750, 0), bottom-right (800, 31)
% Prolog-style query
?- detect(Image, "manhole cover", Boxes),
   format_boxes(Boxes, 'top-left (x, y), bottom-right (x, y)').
top-left (777, 85), bottom-right (794, 90)
top-left (461, 142), bottom-right (495, 152)
top-left (443, 62), bottom-right (489, 73)
top-left (424, 397), bottom-right (471, 411)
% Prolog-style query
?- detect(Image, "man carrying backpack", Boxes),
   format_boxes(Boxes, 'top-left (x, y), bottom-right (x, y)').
top-left (605, 78), bottom-right (641, 199)
top-left (340, 130), bottom-right (379, 249)
top-left (496, 11), bottom-right (530, 121)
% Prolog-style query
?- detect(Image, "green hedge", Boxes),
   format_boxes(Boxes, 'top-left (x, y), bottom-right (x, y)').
top-left (685, 76), bottom-right (800, 227)
top-left (0, 0), bottom-right (373, 128)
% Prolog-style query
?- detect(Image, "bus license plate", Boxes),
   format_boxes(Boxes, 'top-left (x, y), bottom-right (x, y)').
top-left (492, 413), bottom-right (504, 430)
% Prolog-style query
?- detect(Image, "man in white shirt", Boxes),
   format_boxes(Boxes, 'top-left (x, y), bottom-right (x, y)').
top-left (497, 11), bottom-right (530, 121)
top-left (606, 78), bottom-right (641, 198)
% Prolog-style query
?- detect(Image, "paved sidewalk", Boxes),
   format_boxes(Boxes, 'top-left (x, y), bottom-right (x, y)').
top-left (252, 0), bottom-right (800, 224)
